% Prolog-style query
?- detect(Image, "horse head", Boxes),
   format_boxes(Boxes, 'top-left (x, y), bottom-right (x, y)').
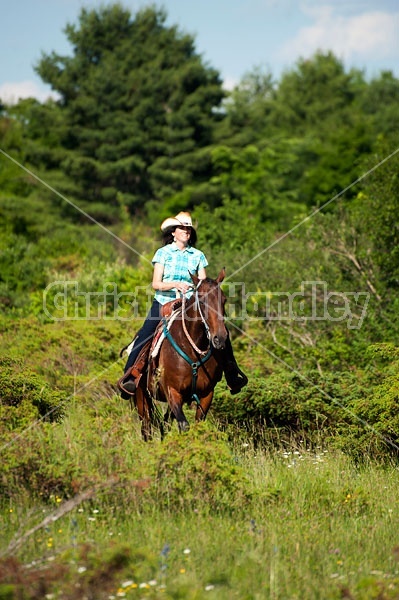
top-left (190, 268), bottom-right (228, 350)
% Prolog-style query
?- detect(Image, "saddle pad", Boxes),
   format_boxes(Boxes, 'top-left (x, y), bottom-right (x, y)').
top-left (120, 335), bottom-right (137, 357)
top-left (150, 310), bottom-right (180, 359)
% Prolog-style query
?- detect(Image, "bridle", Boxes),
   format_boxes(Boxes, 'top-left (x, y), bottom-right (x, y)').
top-left (181, 279), bottom-right (212, 357)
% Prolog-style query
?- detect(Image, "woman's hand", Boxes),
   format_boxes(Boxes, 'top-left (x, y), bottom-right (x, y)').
top-left (152, 265), bottom-right (193, 295)
top-left (175, 281), bottom-right (192, 294)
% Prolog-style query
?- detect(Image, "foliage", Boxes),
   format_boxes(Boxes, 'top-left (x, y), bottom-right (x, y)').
top-left (2, 430), bottom-right (399, 598)
top-left (3, 7), bottom-right (399, 598)
top-left (214, 369), bottom-right (363, 444)
top-left (147, 423), bottom-right (253, 511)
top-left (359, 139), bottom-right (399, 287)
top-left (0, 356), bottom-right (64, 431)
top-left (33, 4), bottom-right (224, 215)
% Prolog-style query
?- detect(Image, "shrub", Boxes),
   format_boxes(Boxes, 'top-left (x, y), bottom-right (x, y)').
top-left (145, 422), bottom-right (253, 511)
top-left (0, 356), bottom-right (64, 432)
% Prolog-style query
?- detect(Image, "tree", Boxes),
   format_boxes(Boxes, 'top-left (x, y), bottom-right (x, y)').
top-left (215, 65), bottom-right (276, 147)
top-left (360, 138), bottom-right (399, 288)
top-left (360, 70), bottom-right (399, 135)
top-left (34, 4), bottom-right (225, 219)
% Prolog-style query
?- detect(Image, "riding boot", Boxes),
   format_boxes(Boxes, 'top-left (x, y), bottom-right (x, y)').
top-left (221, 336), bottom-right (248, 395)
top-left (118, 340), bottom-right (152, 399)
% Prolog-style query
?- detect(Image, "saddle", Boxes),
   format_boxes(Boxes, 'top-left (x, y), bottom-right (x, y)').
top-left (160, 298), bottom-right (182, 317)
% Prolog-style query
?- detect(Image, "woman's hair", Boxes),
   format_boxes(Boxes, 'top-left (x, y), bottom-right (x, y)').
top-left (162, 227), bottom-right (197, 246)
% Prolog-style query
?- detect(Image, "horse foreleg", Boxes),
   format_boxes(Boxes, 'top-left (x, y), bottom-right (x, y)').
top-left (162, 405), bottom-right (173, 438)
top-left (167, 387), bottom-right (189, 432)
top-left (135, 386), bottom-right (153, 441)
top-left (195, 391), bottom-right (214, 422)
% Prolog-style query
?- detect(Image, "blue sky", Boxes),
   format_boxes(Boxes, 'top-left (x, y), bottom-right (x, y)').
top-left (1, 0), bottom-right (399, 103)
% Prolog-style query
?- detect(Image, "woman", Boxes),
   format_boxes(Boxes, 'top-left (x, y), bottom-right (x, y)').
top-left (118, 211), bottom-right (247, 397)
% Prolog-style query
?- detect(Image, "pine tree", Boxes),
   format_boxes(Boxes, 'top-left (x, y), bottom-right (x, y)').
top-left (34, 4), bottom-right (224, 219)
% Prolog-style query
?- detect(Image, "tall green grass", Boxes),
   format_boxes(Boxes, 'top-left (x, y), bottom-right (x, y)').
top-left (2, 397), bottom-right (399, 599)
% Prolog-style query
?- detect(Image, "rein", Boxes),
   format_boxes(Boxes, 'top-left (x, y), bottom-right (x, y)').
top-left (181, 280), bottom-right (210, 356)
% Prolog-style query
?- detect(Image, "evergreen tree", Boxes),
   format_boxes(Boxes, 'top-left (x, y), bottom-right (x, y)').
top-left (34, 4), bottom-right (224, 219)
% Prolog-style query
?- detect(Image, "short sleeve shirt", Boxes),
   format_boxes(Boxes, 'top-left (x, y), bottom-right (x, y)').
top-left (152, 242), bottom-right (208, 305)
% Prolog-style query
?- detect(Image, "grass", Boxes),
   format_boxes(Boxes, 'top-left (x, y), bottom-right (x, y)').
top-left (2, 402), bottom-right (399, 600)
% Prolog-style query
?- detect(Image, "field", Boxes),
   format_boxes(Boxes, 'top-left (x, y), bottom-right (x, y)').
top-left (2, 400), bottom-right (399, 600)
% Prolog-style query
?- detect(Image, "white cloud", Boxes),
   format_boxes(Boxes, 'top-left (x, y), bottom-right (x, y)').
top-left (223, 76), bottom-right (240, 91)
top-left (0, 80), bottom-right (59, 104)
top-left (280, 4), bottom-right (399, 64)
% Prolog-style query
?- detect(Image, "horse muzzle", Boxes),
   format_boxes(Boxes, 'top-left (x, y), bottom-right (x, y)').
top-left (212, 335), bottom-right (226, 350)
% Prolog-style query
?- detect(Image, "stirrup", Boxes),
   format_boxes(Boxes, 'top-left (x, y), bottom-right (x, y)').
top-left (123, 379), bottom-right (137, 394)
top-left (117, 374), bottom-right (137, 397)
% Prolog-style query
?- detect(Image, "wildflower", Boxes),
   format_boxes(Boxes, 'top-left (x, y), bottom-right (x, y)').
top-left (205, 584), bottom-right (215, 591)
top-left (77, 566), bottom-right (87, 574)
top-left (148, 580), bottom-right (157, 586)
top-left (161, 543), bottom-right (170, 557)
top-left (139, 582), bottom-right (150, 589)
top-left (180, 568), bottom-right (186, 574)
top-left (183, 548), bottom-right (191, 555)
top-left (121, 580), bottom-right (134, 588)
top-left (92, 509), bottom-right (99, 514)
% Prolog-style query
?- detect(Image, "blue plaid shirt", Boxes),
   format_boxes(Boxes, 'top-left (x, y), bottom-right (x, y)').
top-left (152, 242), bottom-right (208, 305)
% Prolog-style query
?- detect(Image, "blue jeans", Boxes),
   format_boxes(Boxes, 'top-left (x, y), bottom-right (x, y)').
top-left (124, 300), bottom-right (162, 373)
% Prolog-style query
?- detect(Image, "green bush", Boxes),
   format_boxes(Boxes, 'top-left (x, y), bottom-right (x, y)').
top-left (0, 356), bottom-right (64, 431)
top-left (145, 422), bottom-right (253, 511)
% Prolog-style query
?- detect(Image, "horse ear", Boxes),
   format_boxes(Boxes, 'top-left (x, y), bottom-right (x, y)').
top-left (190, 272), bottom-right (200, 286)
top-left (215, 267), bottom-right (226, 283)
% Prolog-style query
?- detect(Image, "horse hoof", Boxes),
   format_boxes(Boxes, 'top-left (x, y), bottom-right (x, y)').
top-left (179, 420), bottom-right (190, 432)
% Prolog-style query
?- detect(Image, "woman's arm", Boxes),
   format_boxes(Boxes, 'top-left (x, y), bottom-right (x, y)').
top-left (152, 263), bottom-right (193, 294)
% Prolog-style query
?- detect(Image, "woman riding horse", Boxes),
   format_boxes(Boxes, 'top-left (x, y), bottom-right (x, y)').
top-left (118, 211), bottom-right (247, 399)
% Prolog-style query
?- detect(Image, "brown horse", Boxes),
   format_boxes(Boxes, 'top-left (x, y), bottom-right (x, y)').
top-left (134, 269), bottom-right (228, 440)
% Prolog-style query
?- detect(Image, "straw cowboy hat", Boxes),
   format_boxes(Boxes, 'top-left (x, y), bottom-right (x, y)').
top-left (160, 211), bottom-right (194, 232)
